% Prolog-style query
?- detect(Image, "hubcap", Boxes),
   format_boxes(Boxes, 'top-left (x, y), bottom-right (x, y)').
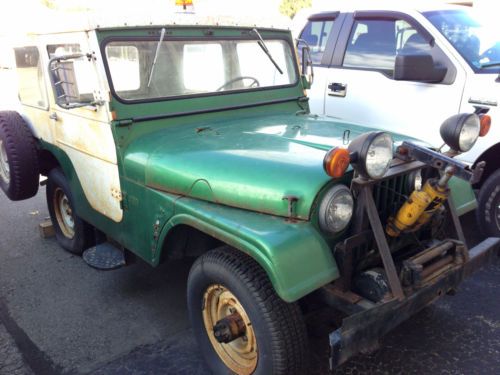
top-left (53, 188), bottom-right (75, 239)
top-left (203, 284), bottom-right (258, 374)
top-left (0, 139), bottom-right (10, 183)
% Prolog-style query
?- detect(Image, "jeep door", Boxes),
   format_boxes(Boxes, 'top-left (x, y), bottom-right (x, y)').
top-left (41, 32), bottom-right (123, 223)
top-left (303, 11), bottom-right (467, 148)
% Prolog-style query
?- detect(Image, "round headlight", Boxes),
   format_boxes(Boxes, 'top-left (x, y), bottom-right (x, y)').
top-left (440, 113), bottom-right (480, 152)
top-left (348, 131), bottom-right (394, 179)
top-left (319, 185), bottom-right (354, 234)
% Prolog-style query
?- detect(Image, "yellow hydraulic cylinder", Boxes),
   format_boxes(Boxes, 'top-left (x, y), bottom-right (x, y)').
top-left (386, 179), bottom-right (449, 237)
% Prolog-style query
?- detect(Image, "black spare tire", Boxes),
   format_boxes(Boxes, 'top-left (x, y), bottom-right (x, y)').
top-left (0, 111), bottom-right (39, 201)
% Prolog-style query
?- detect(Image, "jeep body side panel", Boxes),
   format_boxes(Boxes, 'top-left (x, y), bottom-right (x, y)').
top-left (157, 193), bottom-right (340, 302)
top-left (35, 141), bottom-right (340, 302)
top-left (22, 31), bottom-right (124, 222)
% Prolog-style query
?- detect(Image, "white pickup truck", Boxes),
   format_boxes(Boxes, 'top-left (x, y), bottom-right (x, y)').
top-left (297, 2), bottom-right (499, 236)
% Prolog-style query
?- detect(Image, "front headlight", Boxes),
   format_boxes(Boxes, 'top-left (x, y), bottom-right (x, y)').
top-left (319, 185), bottom-right (354, 234)
top-left (440, 113), bottom-right (480, 152)
top-left (348, 131), bottom-right (394, 179)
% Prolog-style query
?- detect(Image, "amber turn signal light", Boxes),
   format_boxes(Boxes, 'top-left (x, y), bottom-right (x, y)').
top-left (323, 147), bottom-right (350, 178)
top-left (479, 114), bottom-right (491, 137)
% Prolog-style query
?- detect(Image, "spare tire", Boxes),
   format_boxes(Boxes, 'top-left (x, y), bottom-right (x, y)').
top-left (0, 111), bottom-right (39, 201)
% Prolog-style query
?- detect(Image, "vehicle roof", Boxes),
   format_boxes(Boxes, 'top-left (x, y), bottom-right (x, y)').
top-left (16, 8), bottom-right (291, 36)
top-left (307, 0), bottom-right (466, 15)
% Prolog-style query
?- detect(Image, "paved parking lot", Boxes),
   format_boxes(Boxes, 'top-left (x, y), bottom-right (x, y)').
top-left (0, 188), bottom-right (499, 374)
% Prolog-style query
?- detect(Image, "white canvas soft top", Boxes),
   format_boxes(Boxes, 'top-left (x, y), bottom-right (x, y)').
top-left (13, 8), bottom-right (291, 36)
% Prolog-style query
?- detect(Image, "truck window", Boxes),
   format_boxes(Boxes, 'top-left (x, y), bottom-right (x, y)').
top-left (47, 44), bottom-right (97, 105)
top-left (106, 45), bottom-right (140, 92)
top-left (343, 20), bottom-right (397, 73)
top-left (14, 46), bottom-right (48, 109)
top-left (104, 39), bottom-right (297, 101)
top-left (183, 44), bottom-right (224, 92)
top-left (298, 19), bottom-right (335, 65)
top-left (343, 18), bottom-right (451, 81)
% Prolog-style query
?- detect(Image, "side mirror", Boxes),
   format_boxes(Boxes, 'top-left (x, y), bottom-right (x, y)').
top-left (48, 53), bottom-right (104, 109)
top-left (297, 39), bottom-right (314, 89)
top-left (394, 54), bottom-right (447, 83)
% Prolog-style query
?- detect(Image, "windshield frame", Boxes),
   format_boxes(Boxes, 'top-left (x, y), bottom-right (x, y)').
top-left (423, 9), bottom-right (500, 74)
top-left (100, 34), bottom-right (300, 104)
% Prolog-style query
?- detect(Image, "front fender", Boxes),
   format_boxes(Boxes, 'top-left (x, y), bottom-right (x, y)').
top-left (156, 195), bottom-right (339, 302)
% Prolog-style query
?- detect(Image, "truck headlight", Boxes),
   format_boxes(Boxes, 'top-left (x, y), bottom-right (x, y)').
top-left (348, 131), bottom-right (393, 179)
top-left (319, 185), bottom-right (354, 234)
top-left (440, 113), bottom-right (480, 152)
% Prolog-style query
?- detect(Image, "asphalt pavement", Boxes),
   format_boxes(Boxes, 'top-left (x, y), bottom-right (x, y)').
top-left (0, 188), bottom-right (499, 375)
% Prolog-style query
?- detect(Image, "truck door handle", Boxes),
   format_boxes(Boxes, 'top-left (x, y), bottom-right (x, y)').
top-left (49, 112), bottom-right (59, 121)
top-left (328, 82), bottom-right (347, 97)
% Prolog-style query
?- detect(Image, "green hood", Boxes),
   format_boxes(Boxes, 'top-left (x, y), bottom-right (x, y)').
top-left (123, 114), bottom-right (421, 220)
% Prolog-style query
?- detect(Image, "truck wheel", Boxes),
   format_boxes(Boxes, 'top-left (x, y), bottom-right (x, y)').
top-left (0, 111), bottom-right (39, 201)
top-left (187, 247), bottom-right (308, 375)
top-left (46, 168), bottom-right (93, 255)
top-left (477, 170), bottom-right (500, 237)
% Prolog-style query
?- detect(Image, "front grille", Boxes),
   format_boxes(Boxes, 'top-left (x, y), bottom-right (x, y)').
top-left (373, 174), bottom-right (409, 223)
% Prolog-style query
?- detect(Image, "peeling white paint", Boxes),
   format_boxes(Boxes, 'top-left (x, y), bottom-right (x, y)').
top-left (15, 30), bottom-right (125, 223)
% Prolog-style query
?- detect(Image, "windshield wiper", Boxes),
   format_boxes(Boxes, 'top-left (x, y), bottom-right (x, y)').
top-left (147, 27), bottom-right (166, 87)
top-left (480, 62), bottom-right (500, 69)
top-left (251, 28), bottom-right (283, 75)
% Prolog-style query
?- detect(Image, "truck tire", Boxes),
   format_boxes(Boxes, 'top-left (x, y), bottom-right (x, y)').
top-left (187, 247), bottom-right (309, 375)
top-left (476, 170), bottom-right (500, 237)
top-left (0, 111), bottom-right (39, 201)
top-left (46, 168), bottom-right (94, 255)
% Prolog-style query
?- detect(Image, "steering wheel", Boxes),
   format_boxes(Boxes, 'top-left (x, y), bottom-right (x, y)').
top-left (216, 76), bottom-right (260, 91)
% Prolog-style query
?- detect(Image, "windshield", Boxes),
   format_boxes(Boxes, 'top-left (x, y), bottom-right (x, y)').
top-left (104, 38), bottom-right (297, 101)
top-left (424, 9), bottom-right (500, 73)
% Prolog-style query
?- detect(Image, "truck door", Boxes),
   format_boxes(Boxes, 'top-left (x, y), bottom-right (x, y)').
top-left (322, 12), bottom-right (467, 148)
top-left (43, 32), bottom-right (123, 223)
top-left (297, 12), bottom-right (345, 115)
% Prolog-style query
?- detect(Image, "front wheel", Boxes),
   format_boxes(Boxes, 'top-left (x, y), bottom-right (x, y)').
top-left (187, 247), bottom-right (308, 375)
top-left (477, 170), bottom-right (500, 238)
top-left (46, 168), bottom-right (94, 255)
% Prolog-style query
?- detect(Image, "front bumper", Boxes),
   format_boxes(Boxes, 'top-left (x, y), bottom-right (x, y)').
top-left (329, 237), bottom-right (500, 369)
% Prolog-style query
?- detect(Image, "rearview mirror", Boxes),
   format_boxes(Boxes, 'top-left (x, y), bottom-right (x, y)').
top-left (297, 39), bottom-right (314, 89)
top-left (48, 53), bottom-right (104, 109)
top-left (394, 54), bottom-right (447, 83)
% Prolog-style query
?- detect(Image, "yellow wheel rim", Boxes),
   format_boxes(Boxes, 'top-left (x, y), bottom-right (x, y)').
top-left (53, 187), bottom-right (75, 239)
top-left (202, 284), bottom-right (258, 374)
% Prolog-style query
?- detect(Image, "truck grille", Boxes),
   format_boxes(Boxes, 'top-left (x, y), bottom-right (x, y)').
top-left (373, 174), bottom-right (408, 223)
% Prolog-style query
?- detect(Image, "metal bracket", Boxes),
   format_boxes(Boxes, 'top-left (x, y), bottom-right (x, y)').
top-left (357, 184), bottom-right (405, 301)
top-left (282, 195), bottom-right (299, 219)
top-left (397, 141), bottom-right (484, 184)
top-left (445, 194), bottom-right (467, 247)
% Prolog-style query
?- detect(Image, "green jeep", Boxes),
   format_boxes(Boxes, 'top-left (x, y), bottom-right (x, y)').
top-left (0, 16), bottom-right (498, 374)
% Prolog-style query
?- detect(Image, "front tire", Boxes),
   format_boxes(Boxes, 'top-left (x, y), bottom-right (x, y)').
top-left (187, 247), bottom-right (308, 375)
top-left (46, 168), bottom-right (94, 255)
top-left (477, 170), bottom-right (500, 238)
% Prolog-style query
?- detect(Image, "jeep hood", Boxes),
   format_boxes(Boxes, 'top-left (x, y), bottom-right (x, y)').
top-left (124, 114), bottom-right (421, 220)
